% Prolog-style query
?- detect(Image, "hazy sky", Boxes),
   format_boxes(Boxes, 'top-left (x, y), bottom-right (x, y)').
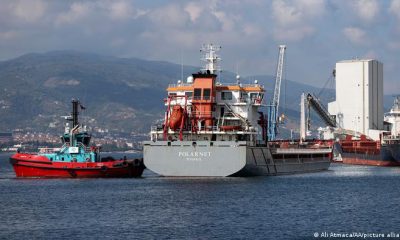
top-left (1, 0), bottom-right (399, 94)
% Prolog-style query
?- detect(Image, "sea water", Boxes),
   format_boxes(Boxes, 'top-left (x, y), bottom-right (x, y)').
top-left (1, 152), bottom-right (399, 239)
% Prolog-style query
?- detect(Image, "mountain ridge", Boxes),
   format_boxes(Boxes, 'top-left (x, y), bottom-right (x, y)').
top-left (0, 51), bottom-right (393, 136)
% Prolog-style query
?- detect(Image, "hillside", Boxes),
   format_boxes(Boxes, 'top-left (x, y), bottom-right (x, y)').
top-left (0, 51), bottom-right (393, 136)
top-left (0, 51), bottom-right (197, 134)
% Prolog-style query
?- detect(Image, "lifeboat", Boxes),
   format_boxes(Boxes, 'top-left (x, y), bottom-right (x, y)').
top-left (169, 105), bottom-right (184, 130)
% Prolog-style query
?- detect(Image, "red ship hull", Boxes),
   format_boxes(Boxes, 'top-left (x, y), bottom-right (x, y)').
top-left (334, 137), bottom-right (400, 167)
top-left (10, 153), bottom-right (145, 178)
top-left (342, 157), bottom-right (400, 166)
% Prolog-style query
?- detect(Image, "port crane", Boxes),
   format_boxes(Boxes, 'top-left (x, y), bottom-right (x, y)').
top-left (300, 92), bottom-right (337, 140)
top-left (267, 45), bottom-right (286, 141)
top-left (306, 93), bottom-right (336, 128)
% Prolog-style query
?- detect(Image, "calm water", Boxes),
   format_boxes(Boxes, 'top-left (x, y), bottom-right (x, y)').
top-left (1, 152), bottom-right (400, 240)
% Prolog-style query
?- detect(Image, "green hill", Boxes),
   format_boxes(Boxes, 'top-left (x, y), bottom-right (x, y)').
top-left (0, 51), bottom-right (392, 136)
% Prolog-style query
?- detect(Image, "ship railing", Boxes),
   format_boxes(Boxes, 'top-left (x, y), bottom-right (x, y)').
top-left (168, 82), bottom-right (264, 89)
top-left (192, 96), bottom-right (215, 101)
top-left (383, 135), bottom-right (400, 140)
top-left (222, 112), bottom-right (237, 118)
top-left (216, 83), bottom-right (264, 88)
top-left (70, 142), bottom-right (91, 153)
top-left (168, 83), bottom-right (193, 88)
top-left (191, 111), bottom-right (214, 117)
top-left (151, 125), bottom-right (161, 131)
top-left (196, 126), bottom-right (220, 132)
top-left (59, 144), bottom-right (69, 153)
top-left (151, 125), bottom-right (166, 133)
top-left (38, 147), bottom-right (62, 154)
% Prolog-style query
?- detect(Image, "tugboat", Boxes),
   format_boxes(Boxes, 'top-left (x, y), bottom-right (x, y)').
top-left (10, 99), bottom-right (145, 178)
top-left (143, 44), bottom-right (333, 177)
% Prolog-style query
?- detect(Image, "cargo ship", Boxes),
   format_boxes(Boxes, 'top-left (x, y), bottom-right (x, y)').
top-left (10, 100), bottom-right (145, 178)
top-left (143, 44), bottom-right (332, 177)
top-left (333, 97), bottom-right (400, 166)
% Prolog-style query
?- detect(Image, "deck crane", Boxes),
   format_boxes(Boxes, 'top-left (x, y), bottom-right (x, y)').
top-left (267, 45), bottom-right (286, 141)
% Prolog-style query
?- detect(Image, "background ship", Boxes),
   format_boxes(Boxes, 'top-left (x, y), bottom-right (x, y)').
top-left (330, 97), bottom-right (400, 166)
top-left (10, 100), bottom-right (145, 178)
top-left (318, 59), bottom-right (400, 166)
top-left (144, 44), bottom-right (332, 177)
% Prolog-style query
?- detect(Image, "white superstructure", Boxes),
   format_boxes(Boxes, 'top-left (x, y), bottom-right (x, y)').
top-left (384, 96), bottom-right (400, 138)
top-left (328, 59), bottom-right (383, 140)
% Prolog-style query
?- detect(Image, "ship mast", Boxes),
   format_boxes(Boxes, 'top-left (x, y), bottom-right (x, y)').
top-left (200, 44), bottom-right (221, 74)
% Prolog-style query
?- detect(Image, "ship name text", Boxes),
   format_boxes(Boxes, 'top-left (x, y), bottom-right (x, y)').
top-left (178, 151), bottom-right (211, 157)
top-left (179, 151), bottom-right (211, 161)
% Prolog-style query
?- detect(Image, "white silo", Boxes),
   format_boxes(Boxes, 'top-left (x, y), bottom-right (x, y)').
top-left (328, 59), bottom-right (383, 139)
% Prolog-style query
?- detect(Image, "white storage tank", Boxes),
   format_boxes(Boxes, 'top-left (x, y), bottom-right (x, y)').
top-left (328, 59), bottom-right (383, 138)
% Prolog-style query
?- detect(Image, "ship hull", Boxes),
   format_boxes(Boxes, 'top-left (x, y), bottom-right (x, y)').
top-left (334, 143), bottom-right (400, 166)
top-left (143, 141), bottom-right (331, 177)
top-left (386, 143), bottom-right (400, 161)
top-left (10, 154), bottom-right (145, 178)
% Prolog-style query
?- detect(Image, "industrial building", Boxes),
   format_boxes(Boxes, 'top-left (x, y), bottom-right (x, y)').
top-left (328, 59), bottom-right (383, 140)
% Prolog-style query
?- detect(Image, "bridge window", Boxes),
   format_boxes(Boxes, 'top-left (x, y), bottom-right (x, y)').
top-left (240, 92), bottom-right (248, 102)
top-left (250, 93), bottom-right (258, 100)
top-left (203, 88), bottom-right (211, 100)
top-left (221, 91), bottom-right (232, 100)
top-left (194, 88), bottom-right (201, 100)
top-left (185, 92), bottom-right (193, 99)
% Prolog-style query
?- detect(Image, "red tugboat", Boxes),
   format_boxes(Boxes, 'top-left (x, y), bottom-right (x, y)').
top-left (10, 99), bottom-right (145, 178)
